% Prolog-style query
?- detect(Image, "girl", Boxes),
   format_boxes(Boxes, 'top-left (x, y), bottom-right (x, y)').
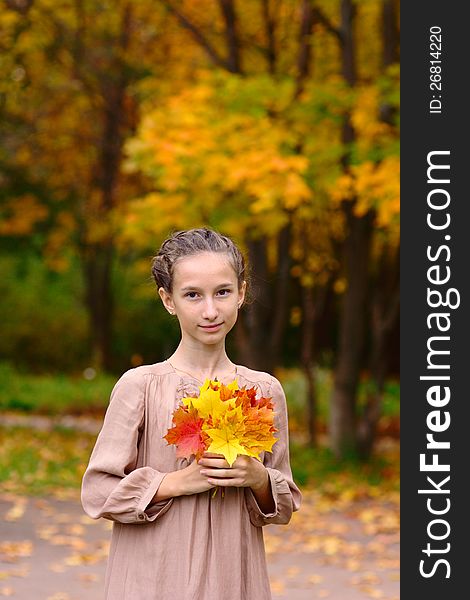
top-left (81, 227), bottom-right (302, 600)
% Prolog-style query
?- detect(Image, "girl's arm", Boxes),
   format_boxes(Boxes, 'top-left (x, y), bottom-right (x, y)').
top-left (243, 376), bottom-right (302, 527)
top-left (249, 468), bottom-right (276, 514)
top-left (81, 370), bottom-right (175, 524)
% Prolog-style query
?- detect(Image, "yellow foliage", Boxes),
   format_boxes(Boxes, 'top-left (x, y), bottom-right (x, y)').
top-left (351, 86), bottom-right (394, 153)
top-left (122, 73), bottom-right (315, 242)
top-left (329, 157), bottom-right (400, 229)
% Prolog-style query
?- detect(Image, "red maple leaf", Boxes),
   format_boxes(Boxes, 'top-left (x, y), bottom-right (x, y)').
top-left (163, 406), bottom-right (209, 460)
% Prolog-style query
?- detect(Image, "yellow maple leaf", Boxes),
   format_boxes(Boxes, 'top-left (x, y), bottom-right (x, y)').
top-left (183, 387), bottom-right (237, 420)
top-left (183, 378), bottom-right (239, 415)
top-left (205, 431), bottom-right (249, 466)
top-left (204, 406), bottom-right (249, 466)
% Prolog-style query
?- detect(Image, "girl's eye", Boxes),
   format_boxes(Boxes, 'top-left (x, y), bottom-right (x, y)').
top-left (185, 289), bottom-right (231, 299)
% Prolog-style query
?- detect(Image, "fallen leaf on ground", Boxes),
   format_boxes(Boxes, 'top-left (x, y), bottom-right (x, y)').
top-left (270, 579), bottom-right (285, 596)
top-left (0, 541), bottom-right (32, 563)
top-left (4, 498), bottom-right (27, 522)
top-left (285, 566), bottom-right (300, 578)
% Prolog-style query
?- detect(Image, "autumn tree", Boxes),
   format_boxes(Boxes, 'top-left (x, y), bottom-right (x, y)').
top-left (1, 0), bottom-right (193, 369)
top-left (123, 0), bottom-right (399, 458)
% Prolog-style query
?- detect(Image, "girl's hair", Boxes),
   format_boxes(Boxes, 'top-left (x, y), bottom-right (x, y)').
top-left (151, 227), bottom-right (249, 299)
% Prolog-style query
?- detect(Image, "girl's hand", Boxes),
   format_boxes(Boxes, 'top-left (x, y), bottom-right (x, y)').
top-left (178, 457), bottom-right (217, 496)
top-left (197, 452), bottom-right (269, 491)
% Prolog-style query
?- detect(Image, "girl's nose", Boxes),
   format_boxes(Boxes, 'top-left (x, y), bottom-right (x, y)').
top-left (202, 298), bottom-right (218, 320)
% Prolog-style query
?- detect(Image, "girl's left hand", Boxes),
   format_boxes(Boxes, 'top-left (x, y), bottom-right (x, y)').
top-left (197, 452), bottom-right (268, 490)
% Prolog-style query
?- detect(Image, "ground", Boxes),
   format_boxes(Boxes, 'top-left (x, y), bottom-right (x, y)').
top-left (0, 490), bottom-right (399, 600)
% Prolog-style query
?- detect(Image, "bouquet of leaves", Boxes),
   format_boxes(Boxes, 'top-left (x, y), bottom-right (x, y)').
top-left (163, 378), bottom-right (278, 497)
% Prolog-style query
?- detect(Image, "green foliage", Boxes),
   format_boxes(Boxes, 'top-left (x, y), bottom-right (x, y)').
top-left (0, 251), bottom-right (181, 373)
top-left (0, 253), bottom-right (89, 371)
top-left (290, 441), bottom-right (399, 492)
top-left (281, 367), bottom-right (400, 425)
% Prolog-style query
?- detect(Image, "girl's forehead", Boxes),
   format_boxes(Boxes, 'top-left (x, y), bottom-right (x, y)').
top-left (173, 252), bottom-right (236, 282)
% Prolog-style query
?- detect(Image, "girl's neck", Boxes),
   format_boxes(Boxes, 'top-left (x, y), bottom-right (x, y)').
top-left (167, 345), bottom-right (235, 381)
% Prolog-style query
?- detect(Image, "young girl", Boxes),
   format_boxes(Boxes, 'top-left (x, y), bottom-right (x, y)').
top-left (81, 227), bottom-right (302, 600)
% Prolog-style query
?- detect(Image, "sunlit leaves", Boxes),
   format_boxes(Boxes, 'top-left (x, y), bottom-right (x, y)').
top-left (121, 70), bottom-right (314, 243)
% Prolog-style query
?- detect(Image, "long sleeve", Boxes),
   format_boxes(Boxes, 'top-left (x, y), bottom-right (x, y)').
top-left (244, 376), bottom-right (302, 527)
top-left (81, 370), bottom-right (173, 524)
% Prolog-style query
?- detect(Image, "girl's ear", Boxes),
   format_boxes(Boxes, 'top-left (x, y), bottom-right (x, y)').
top-left (238, 280), bottom-right (247, 307)
top-left (158, 287), bottom-right (176, 315)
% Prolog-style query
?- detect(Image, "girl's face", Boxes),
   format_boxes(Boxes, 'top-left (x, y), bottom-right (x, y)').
top-left (159, 252), bottom-right (246, 347)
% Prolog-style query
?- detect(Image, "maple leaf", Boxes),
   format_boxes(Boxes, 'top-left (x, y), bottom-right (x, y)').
top-left (184, 379), bottom-right (238, 419)
top-left (241, 406), bottom-right (278, 456)
top-left (163, 406), bottom-right (209, 460)
top-left (219, 381), bottom-right (238, 400)
top-left (165, 379), bottom-right (278, 469)
top-left (204, 406), bottom-right (249, 466)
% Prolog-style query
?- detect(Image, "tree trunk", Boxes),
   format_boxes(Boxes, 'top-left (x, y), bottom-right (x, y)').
top-left (80, 4), bottom-right (133, 371)
top-left (235, 222), bottom-right (292, 372)
top-left (330, 204), bottom-right (374, 458)
top-left (301, 284), bottom-right (317, 446)
top-left (357, 243), bottom-right (399, 458)
top-left (241, 234), bottom-right (273, 371)
top-left (329, 0), bottom-right (365, 459)
top-left (356, 0), bottom-right (400, 457)
top-left (83, 243), bottom-right (114, 370)
top-left (270, 222), bottom-right (292, 365)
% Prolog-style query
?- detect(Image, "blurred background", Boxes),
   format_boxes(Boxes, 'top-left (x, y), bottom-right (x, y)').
top-left (1, 1), bottom-right (399, 596)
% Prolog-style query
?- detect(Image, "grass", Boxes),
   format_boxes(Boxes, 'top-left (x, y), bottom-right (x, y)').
top-left (0, 425), bottom-right (96, 497)
top-left (289, 440), bottom-right (399, 494)
top-left (0, 361), bottom-right (399, 421)
top-left (0, 362), bottom-right (115, 415)
top-left (0, 424), bottom-right (399, 499)
top-left (0, 362), bottom-right (399, 498)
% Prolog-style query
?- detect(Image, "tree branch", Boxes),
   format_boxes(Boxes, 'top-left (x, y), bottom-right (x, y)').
top-left (217, 0), bottom-right (242, 73)
top-left (311, 4), bottom-right (341, 41)
top-left (159, 0), bottom-right (230, 71)
top-left (295, 0), bottom-right (315, 98)
top-left (261, 0), bottom-right (276, 74)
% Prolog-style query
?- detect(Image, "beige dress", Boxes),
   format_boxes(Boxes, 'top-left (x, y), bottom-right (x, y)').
top-left (81, 360), bottom-right (302, 600)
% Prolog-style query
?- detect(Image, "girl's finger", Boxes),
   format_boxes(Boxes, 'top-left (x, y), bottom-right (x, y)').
top-left (201, 468), bottom-right (234, 478)
top-left (199, 457), bottom-right (230, 468)
top-left (207, 477), bottom-right (242, 487)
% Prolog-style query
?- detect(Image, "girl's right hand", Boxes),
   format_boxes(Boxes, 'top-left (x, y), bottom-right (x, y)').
top-left (178, 457), bottom-right (216, 496)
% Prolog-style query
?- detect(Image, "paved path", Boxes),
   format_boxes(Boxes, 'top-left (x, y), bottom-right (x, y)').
top-left (0, 491), bottom-right (399, 600)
